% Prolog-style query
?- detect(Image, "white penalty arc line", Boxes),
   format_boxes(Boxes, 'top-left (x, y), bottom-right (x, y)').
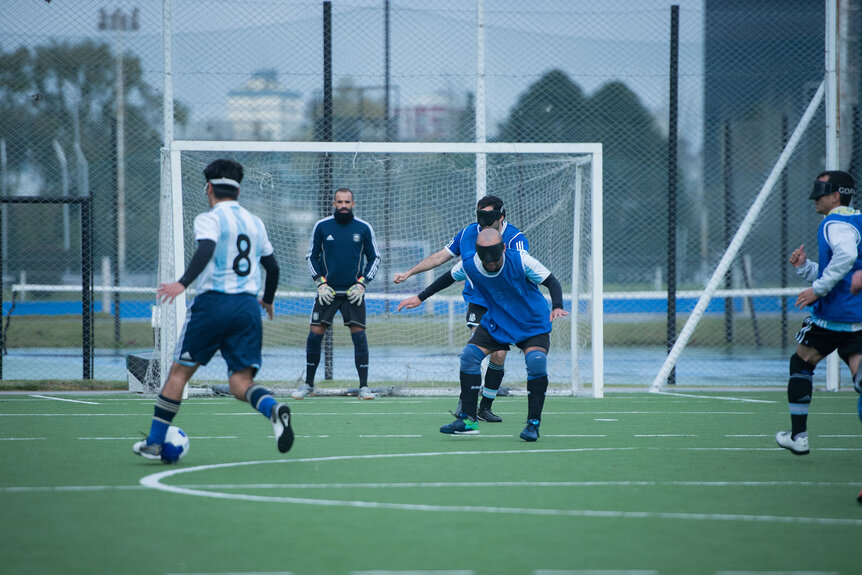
top-left (139, 449), bottom-right (862, 527)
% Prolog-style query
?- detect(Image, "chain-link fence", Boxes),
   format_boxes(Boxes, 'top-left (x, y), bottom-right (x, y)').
top-left (1, 0), bottom-right (859, 389)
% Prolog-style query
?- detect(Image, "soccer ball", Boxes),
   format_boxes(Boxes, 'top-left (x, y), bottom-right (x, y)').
top-left (161, 426), bottom-right (190, 463)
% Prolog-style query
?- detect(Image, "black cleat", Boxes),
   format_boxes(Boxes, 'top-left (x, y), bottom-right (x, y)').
top-left (271, 403), bottom-right (295, 453)
top-left (477, 407), bottom-right (502, 423)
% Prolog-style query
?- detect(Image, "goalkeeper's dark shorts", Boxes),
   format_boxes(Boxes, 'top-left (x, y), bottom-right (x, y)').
top-left (795, 316), bottom-right (862, 364)
top-left (310, 294), bottom-right (366, 328)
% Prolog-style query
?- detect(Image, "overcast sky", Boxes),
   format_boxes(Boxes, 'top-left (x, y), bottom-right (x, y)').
top-left (2, 0), bottom-right (706, 144)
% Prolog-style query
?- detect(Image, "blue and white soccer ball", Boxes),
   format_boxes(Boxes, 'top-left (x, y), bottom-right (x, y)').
top-left (161, 425), bottom-right (190, 463)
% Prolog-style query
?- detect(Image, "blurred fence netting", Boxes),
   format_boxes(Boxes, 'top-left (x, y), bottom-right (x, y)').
top-left (1, 0), bottom-right (857, 389)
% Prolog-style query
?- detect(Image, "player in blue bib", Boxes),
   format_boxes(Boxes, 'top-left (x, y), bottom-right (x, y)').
top-left (398, 228), bottom-right (568, 441)
top-left (777, 170), bottom-right (861, 458)
top-left (394, 195), bottom-right (528, 422)
top-left (133, 159), bottom-right (293, 462)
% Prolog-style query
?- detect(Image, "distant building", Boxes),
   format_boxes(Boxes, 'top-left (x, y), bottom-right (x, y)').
top-left (227, 70), bottom-right (304, 141)
top-left (397, 91), bottom-right (468, 142)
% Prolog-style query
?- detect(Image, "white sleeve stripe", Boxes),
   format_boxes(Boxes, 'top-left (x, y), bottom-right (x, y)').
top-left (360, 219), bottom-right (382, 280)
top-left (305, 220), bottom-right (322, 278)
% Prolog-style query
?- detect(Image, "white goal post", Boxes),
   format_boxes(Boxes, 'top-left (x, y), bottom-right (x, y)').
top-left (159, 141), bottom-right (604, 397)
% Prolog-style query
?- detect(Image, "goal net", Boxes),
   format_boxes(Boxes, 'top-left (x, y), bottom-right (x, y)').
top-left (152, 141), bottom-right (603, 397)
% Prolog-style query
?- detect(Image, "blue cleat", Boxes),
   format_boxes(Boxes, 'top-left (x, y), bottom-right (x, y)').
top-left (440, 413), bottom-right (479, 435)
top-left (520, 419), bottom-right (540, 442)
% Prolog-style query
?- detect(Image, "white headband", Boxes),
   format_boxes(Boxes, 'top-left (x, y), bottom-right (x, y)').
top-left (208, 178), bottom-right (240, 188)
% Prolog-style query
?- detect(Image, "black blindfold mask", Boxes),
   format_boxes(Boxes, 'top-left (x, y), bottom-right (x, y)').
top-left (476, 241), bottom-right (505, 263)
top-left (476, 209), bottom-right (502, 228)
top-left (810, 180), bottom-right (856, 200)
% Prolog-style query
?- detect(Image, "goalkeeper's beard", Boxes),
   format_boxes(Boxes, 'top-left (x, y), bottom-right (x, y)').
top-left (334, 208), bottom-right (354, 225)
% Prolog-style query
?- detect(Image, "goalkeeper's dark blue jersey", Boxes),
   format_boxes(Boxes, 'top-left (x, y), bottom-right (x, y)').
top-left (445, 221), bottom-right (529, 307)
top-left (306, 215), bottom-right (381, 290)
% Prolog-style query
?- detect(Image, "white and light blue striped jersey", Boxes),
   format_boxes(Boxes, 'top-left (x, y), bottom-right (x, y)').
top-left (193, 200), bottom-right (274, 296)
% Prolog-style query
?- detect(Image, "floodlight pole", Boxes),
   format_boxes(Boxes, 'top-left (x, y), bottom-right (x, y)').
top-left (824, 0), bottom-right (840, 391)
top-left (475, 0), bottom-right (486, 201)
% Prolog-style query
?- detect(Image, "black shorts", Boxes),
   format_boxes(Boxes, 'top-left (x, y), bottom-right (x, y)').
top-left (465, 303), bottom-right (487, 328)
top-left (310, 294), bottom-right (366, 328)
top-left (795, 316), bottom-right (862, 363)
top-left (467, 324), bottom-right (551, 353)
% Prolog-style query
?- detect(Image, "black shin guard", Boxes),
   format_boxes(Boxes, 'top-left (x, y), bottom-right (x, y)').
top-left (480, 362), bottom-right (504, 410)
top-left (526, 376), bottom-right (549, 421)
top-left (788, 353), bottom-right (815, 437)
top-left (459, 371), bottom-right (482, 419)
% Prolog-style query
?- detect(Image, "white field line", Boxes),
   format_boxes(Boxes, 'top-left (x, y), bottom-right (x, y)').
top-left (10, 410), bottom-right (856, 417)
top-left (634, 434), bottom-right (697, 437)
top-left (165, 572), bottom-right (295, 575)
top-left (534, 571), bottom-right (659, 575)
top-left (359, 435), bottom-right (422, 438)
top-left (715, 571), bottom-right (838, 575)
top-left (654, 391), bottom-right (775, 404)
top-left (137, 450), bottom-right (862, 526)
top-left (352, 571), bottom-right (474, 575)
top-left (78, 436), bottom-right (238, 440)
top-left (29, 394), bottom-right (100, 405)
top-left (5, 478), bottom-right (861, 495)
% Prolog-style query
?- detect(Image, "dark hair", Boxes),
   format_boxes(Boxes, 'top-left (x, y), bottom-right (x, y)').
top-left (476, 195), bottom-right (503, 212)
top-left (204, 159), bottom-right (244, 200)
top-left (334, 187), bottom-right (354, 200)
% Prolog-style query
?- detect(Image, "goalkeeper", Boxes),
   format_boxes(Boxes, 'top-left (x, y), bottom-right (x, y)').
top-left (397, 228), bottom-right (568, 441)
top-left (293, 188), bottom-right (381, 400)
top-left (393, 195), bottom-right (528, 422)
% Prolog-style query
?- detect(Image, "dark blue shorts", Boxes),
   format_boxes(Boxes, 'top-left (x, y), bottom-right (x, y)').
top-left (310, 294), bottom-right (366, 328)
top-left (175, 291), bottom-right (263, 375)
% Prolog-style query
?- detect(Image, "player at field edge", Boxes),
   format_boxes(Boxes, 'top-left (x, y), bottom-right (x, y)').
top-left (397, 227), bottom-right (567, 441)
top-left (134, 159), bottom-right (293, 462)
top-left (292, 187), bottom-right (382, 400)
top-left (777, 170), bottom-right (861, 456)
top-left (393, 195), bottom-right (528, 422)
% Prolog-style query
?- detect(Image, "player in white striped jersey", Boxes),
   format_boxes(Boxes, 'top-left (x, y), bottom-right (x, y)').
top-left (133, 159), bottom-right (293, 462)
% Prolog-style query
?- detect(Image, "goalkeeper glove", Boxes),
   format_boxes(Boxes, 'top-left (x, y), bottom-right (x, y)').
top-left (347, 278), bottom-right (367, 305)
top-left (316, 277), bottom-right (335, 305)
